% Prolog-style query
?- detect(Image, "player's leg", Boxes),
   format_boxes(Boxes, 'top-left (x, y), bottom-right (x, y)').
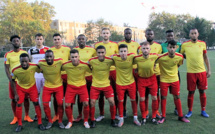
top-left (186, 73), bottom-right (197, 118)
top-left (23, 96), bottom-right (33, 122)
top-left (75, 96), bottom-right (83, 122)
top-left (127, 82), bottom-right (141, 126)
top-left (42, 87), bottom-right (53, 129)
top-left (9, 82), bottom-right (18, 124)
top-left (158, 82), bottom-right (169, 124)
top-left (155, 75), bottom-right (161, 119)
top-left (86, 76), bottom-right (92, 119)
top-left (34, 78), bottom-right (42, 121)
top-left (55, 86), bottom-right (65, 129)
top-left (96, 92), bottom-right (105, 121)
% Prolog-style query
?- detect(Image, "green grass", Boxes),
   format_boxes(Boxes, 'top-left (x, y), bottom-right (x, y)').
top-left (0, 51), bottom-right (215, 134)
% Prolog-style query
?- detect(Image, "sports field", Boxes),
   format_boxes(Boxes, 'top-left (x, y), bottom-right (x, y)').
top-left (0, 51), bottom-right (214, 134)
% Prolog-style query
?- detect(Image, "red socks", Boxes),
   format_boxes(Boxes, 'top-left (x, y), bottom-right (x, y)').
top-left (11, 100), bottom-right (16, 117)
top-left (53, 97), bottom-right (58, 116)
top-left (34, 105), bottom-right (42, 124)
top-left (90, 107), bottom-right (95, 121)
top-left (174, 99), bottom-right (183, 117)
top-left (24, 99), bottom-right (29, 116)
top-left (161, 98), bottom-right (166, 117)
top-left (140, 101), bottom-right (146, 118)
top-left (110, 105), bottom-right (116, 120)
top-left (16, 106), bottom-right (22, 126)
top-left (200, 92), bottom-right (206, 111)
top-left (83, 106), bottom-right (89, 122)
top-left (131, 101), bottom-right (137, 116)
top-left (188, 93), bottom-right (194, 111)
top-left (43, 103), bottom-right (52, 123)
top-left (65, 106), bottom-right (73, 123)
top-left (152, 100), bottom-right (158, 118)
top-left (58, 104), bottom-right (64, 123)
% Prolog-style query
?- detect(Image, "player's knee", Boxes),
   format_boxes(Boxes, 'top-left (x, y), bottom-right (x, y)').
top-left (199, 90), bottom-right (205, 94)
top-left (65, 103), bottom-right (71, 107)
top-left (140, 97), bottom-right (145, 101)
top-left (33, 102), bottom-right (39, 106)
top-left (161, 96), bottom-right (167, 99)
top-left (119, 100), bottom-right (124, 102)
top-left (17, 103), bottom-right (22, 107)
top-left (90, 100), bottom-right (96, 107)
top-left (108, 99), bottom-right (115, 106)
top-left (189, 91), bottom-right (195, 94)
top-left (151, 96), bottom-right (157, 100)
top-left (174, 95), bottom-right (180, 99)
top-left (130, 99), bottom-right (135, 102)
top-left (83, 101), bottom-right (89, 107)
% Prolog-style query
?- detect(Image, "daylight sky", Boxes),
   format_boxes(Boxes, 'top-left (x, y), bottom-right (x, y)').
top-left (27, 0), bottom-right (215, 29)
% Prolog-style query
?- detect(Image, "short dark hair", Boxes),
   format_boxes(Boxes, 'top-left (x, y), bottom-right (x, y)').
top-left (118, 44), bottom-right (128, 50)
top-left (102, 27), bottom-right (110, 31)
top-left (189, 28), bottom-right (198, 33)
top-left (35, 33), bottom-right (44, 38)
top-left (53, 33), bottom-right (61, 38)
top-left (78, 34), bottom-right (85, 38)
top-left (168, 40), bottom-right (177, 46)
top-left (96, 45), bottom-right (106, 51)
top-left (45, 49), bottom-right (53, 54)
top-left (140, 41), bottom-right (150, 46)
top-left (70, 49), bottom-right (79, 54)
top-left (124, 28), bottom-right (132, 32)
top-left (10, 35), bottom-right (20, 42)
top-left (20, 53), bottom-right (29, 59)
top-left (145, 29), bottom-right (153, 33)
top-left (166, 30), bottom-right (174, 34)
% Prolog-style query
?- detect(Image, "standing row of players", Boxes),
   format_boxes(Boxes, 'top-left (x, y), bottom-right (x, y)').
top-left (4, 28), bottom-right (211, 132)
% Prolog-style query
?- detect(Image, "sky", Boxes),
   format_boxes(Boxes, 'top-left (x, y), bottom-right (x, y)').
top-left (27, 0), bottom-right (215, 29)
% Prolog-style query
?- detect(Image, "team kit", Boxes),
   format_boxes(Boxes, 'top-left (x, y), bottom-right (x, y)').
top-left (4, 27), bottom-right (211, 132)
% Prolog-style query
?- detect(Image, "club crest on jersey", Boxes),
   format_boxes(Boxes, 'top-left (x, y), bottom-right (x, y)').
top-left (109, 46), bottom-right (112, 49)
top-left (132, 45), bottom-right (134, 47)
top-left (62, 51), bottom-right (64, 53)
top-left (174, 61), bottom-right (178, 64)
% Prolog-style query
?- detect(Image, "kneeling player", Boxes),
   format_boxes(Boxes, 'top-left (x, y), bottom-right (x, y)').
top-left (62, 49), bottom-right (91, 129)
top-left (134, 42), bottom-right (159, 125)
top-left (112, 44), bottom-right (140, 127)
top-left (156, 40), bottom-right (190, 124)
top-left (89, 45), bottom-right (117, 128)
top-left (11, 53), bottom-right (45, 132)
top-left (38, 50), bottom-right (64, 129)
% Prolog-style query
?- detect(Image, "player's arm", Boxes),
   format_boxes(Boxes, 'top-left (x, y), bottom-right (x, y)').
top-left (4, 64), bottom-right (12, 82)
top-left (11, 72), bottom-right (19, 102)
top-left (27, 49), bottom-right (32, 62)
top-left (203, 53), bottom-right (211, 78)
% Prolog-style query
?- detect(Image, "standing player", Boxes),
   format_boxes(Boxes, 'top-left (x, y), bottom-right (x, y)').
top-left (94, 28), bottom-right (118, 121)
top-left (28, 33), bottom-right (49, 120)
top-left (73, 34), bottom-right (96, 122)
top-left (134, 42), bottom-right (159, 125)
top-left (156, 40), bottom-right (190, 124)
top-left (38, 50), bottom-right (65, 129)
top-left (142, 29), bottom-right (162, 118)
top-left (11, 53), bottom-right (45, 132)
top-left (62, 49), bottom-right (91, 129)
top-left (118, 28), bottom-right (140, 117)
top-left (49, 33), bottom-right (70, 122)
top-left (112, 44), bottom-right (140, 127)
top-left (161, 30), bottom-right (182, 115)
top-left (89, 45), bottom-right (117, 128)
top-left (4, 35), bottom-right (32, 124)
top-left (180, 28), bottom-right (211, 118)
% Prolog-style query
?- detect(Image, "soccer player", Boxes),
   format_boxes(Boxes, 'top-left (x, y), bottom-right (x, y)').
top-left (143, 29), bottom-right (162, 118)
top-left (161, 30), bottom-right (182, 115)
top-left (89, 45), bottom-right (117, 128)
top-left (94, 28), bottom-right (118, 121)
top-left (112, 44), bottom-right (140, 127)
top-left (11, 53), bottom-right (45, 132)
top-left (38, 50), bottom-right (64, 129)
top-left (180, 28), bottom-right (211, 118)
top-left (73, 34), bottom-right (96, 122)
top-left (4, 35), bottom-right (32, 124)
top-left (49, 33), bottom-right (70, 122)
top-left (156, 40), bottom-right (190, 124)
top-left (118, 28), bottom-right (140, 118)
top-left (133, 41), bottom-right (159, 125)
top-left (28, 33), bottom-right (49, 120)
top-left (62, 49), bottom-right (91, 129)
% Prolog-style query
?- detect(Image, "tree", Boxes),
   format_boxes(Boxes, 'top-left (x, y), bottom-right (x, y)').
top-left (0, 0), bottom-right (56, 47)
top-left (110, 31), bottom-right (124, 42)
top-left (147, 12), bottom-right (193, 40)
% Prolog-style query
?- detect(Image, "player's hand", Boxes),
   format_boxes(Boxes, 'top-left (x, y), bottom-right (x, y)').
top-left (14, 95), bottom-right (19, 102)
top-left (207, 70), bottom-right (211, 78)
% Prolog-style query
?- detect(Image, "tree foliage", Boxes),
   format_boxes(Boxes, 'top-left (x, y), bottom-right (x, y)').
top-left (0, 0), bottom-right (56, 47)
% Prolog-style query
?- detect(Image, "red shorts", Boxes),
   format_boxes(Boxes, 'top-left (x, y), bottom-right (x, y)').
top-left (16, 84), bottom-right (38, 104)
top-left (42, 86), bottom-right (64, 105)
top-left (61, 74), bottom-right (67, 83)
top-left (160, 81), bottom-right (180, 96)
top-left (187, 72), bottom-right (208, 91)
top-left (90, 86), bottom-right (114, 100)
top-left (137, 75), bottom-right (158, 97)
top-left (65, 84), bottom-right (89, 104)
top-left (9, 82), bottom-right (28, 99)
top-left (116, 82), bottom-right (136, 101)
